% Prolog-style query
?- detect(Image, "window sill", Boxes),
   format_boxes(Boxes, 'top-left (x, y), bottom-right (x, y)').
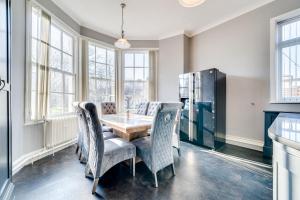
top-left (24, 120), bottom-right (45, 126)
top-left (269, 101), bottom-right (300, 104)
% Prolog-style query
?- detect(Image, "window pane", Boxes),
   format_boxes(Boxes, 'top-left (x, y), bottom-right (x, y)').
top-left (89, 78), bottom-right (95, 92)
top-left (125, 68), bottom-right (134, 80)
top-left (135, 68), bottom-right (144, 81)
top-left (49, 93), bottom-right (63, 116)
top-left (31, 39), bottom-right (37, 62)
top-left (135, 53), bottom-right (144, 67)
top-left (31, 91), bottom-right (36, 119)
top-left (64, 94), bottom-right (75, 113)
top-left (107, 50), bottom-right (115, 65)
top-left (31, 64), bottom-right (37, 91)
top-left (89, 61), bottom-right (95, 77)
top-left (62, 53), bottom-right (73, 73)
top-left (144, 53), bottom-right (149, 67)
top-left (63, 32), bottom-right (73, 54)
top-left (125, 53), bottom-right (133, 67)
top-left (64, 74), bottom-right (75, 93)
top-left (49, 47), bottom-right (61, 69)
top-left (124, 82), bottom-right (134, 96)
top-left (50, 71), bottom-right (63, 92)
top-left (96, 47), bottom-right (106, 63)
top-left (50, 25), bottom-right (61, 49)
top-left (89, 45), bottom-right (95, 61)
top-left (96, 63), bottom-right (106, 79)
top-left (96, 80), bottom-right (106, 95)
top-left (108, 65), bottom-right (115, 80)
top-left (31, 8), bottom-right (39, 38)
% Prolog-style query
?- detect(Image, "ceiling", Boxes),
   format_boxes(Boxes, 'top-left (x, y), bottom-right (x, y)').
top-left (52, 0), bottom-right (275, 40)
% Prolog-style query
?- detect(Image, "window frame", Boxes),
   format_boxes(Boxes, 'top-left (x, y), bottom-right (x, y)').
top-left (270, 8), bottom-right (300, 104)
top-left (25, 1), bottom-right (80, 123)
top-left (87, 42), bottom-right (117, 107)
top-left (121, 50), bottom-right (150, 111)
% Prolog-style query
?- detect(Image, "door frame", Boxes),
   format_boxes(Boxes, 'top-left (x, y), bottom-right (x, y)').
top-left (0, 0), bottom-right (14, 198)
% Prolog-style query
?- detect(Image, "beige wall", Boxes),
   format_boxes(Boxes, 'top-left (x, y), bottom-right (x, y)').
top-left (190, 0), bottom-right (300, 147)
top-left (158, 35), bottom-right (187, 102)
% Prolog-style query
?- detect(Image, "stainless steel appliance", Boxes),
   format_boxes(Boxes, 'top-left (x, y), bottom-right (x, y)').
top-left (179, 68), bottom-right (226, 149)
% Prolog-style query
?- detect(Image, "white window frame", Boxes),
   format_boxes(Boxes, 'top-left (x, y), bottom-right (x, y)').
top-left (270, 8), bottom-right (300, 103)
top-left (87, 41), bottom-right (117, 106)
top-left (121, 50), bottom-right (151, 111)
top-left (25, 0), bottom-right (80, 123)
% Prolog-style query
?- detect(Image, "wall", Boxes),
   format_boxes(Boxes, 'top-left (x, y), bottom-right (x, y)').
top-left (190, 0), bottom-right (300, 149)
top-left (158, 34), bottom-right (190, 102)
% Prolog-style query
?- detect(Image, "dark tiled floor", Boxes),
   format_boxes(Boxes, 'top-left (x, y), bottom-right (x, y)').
top-left (217, 144), bottom-right (272, 165)
top-left (13, 142), bottom-right (272, 200)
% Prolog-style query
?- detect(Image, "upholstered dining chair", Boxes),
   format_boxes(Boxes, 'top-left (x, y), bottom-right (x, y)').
top-left (73, 102), bottom-right (116, 163)
top-left (132, 103), bottom-right (182, 187)
top-left (80, 102), bottom-right (136, 195)
top-left (73, 102), bottom-right (90, 163)
top-left (100, 102), bottom-right (117, 132)
top-left (172, 109), bottom-right (182, 156)
top-left (146, 102), bottom-right (161, 116)
top-left (100, 102), bottom-right (117, 115)
top-left (135, 102), bottom-right (149, 115)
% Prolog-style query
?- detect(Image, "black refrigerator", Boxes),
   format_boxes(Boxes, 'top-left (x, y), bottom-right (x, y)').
top-left (179, 68), bottom-right (226, 149)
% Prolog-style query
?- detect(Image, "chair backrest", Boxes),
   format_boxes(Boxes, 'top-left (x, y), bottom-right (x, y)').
top-left (146, 102), bottom-right (161, 116)
top-left (135, 102), bottom-right (149, 115)
top-left (73, 102), bottom-right (90, 159)
top-left (100, 102), bottom-right (117, 115)
top-left (150, 103), bottom-right (182, 171)
top-left (80, 102), bottom-right (104, 178)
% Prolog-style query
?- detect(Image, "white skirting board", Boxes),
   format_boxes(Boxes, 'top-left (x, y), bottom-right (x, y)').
top-left (12, 139), bottom-right (77, 176)
top-left (226, 135), bottom-right (264, 152)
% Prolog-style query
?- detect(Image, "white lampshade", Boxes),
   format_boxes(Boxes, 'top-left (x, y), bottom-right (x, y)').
top-left (178, 0), bottom-right (206, 7)
top-left (114, 38), bottom-right (131, 49)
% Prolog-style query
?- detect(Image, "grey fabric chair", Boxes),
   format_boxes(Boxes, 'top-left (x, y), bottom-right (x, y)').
top-left (73, 102), bottom-right (116, 163)
top-left (100, 102), bottom-right (117, 132)
top-left (172, 109), bottom-right (182, 156)
top-left (135, 102), bottom-right (149, 115)
top-left (132, 103), bottom-right (182, 187)
top-left (100, 102), bottom-right (117, 115)
top-left (73, 102), bottom-right (90, 163)
top-left (146, 102), bottom-right (161, 116)
top-left (80, 102), bottom-right (136, 194)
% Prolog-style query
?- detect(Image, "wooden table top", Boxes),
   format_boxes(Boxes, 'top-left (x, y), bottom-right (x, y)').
top-left (101, 113), bottom-right (153, 135)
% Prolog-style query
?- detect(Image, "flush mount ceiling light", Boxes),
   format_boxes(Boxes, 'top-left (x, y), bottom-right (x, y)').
top-left (178, 0), bottom-right (206, 7)
top-left (114, 2), bottom-right (131, 49)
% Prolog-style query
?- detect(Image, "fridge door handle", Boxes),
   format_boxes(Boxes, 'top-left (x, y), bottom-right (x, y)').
top-left (0, 77), bottom-right (5, 91)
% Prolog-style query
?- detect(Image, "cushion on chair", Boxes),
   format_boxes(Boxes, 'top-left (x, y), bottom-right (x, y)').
top-left (102, 126), bottom-right (113, 132)
top-left (100, 138), bottom-right (136, 176)
top-left (103, 131), bottom-right (117, 140)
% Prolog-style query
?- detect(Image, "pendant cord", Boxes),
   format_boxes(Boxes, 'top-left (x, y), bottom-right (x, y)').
top-left (121, 3), bottom-right (125, 38)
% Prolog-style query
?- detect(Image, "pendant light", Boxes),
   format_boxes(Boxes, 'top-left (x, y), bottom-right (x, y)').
top-left (178, 0), bottom-right (206, 8)
top-left (114, 2), bottom-right (131, 49)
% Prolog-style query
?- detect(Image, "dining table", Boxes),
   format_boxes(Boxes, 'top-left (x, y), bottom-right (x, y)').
top-left (100, 113), bottom-right (154, 141)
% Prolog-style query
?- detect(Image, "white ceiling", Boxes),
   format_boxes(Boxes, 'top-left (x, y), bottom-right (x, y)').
top-left (52, 0), bottom-right (274, 40)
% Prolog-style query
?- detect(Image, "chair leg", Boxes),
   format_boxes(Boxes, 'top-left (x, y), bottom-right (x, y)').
top-left (132, 157), bottom-right (135, 177)
top-left (85, 164), bottom-right (92, 178)
top-left (154, 172), bottom-right (158, 188)
top-left (75, 144), bottom-right (79, 154)
top-left (177, 148), bottom-right (181, 157)
top-left (172, 163), bottom-right (176, 176)
top-left (92, 178), bottom-right (99, 194)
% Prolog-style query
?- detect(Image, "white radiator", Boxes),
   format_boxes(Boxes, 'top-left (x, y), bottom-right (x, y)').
top-left (45, 115), bottom-right (78, 148)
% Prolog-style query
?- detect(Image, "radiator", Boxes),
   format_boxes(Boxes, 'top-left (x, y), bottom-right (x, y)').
top-left (45, 115), bottom-right (78, 148)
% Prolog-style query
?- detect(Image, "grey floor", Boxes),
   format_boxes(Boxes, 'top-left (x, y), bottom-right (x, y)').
top-left (13, 142), bottom-right (272, 200)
